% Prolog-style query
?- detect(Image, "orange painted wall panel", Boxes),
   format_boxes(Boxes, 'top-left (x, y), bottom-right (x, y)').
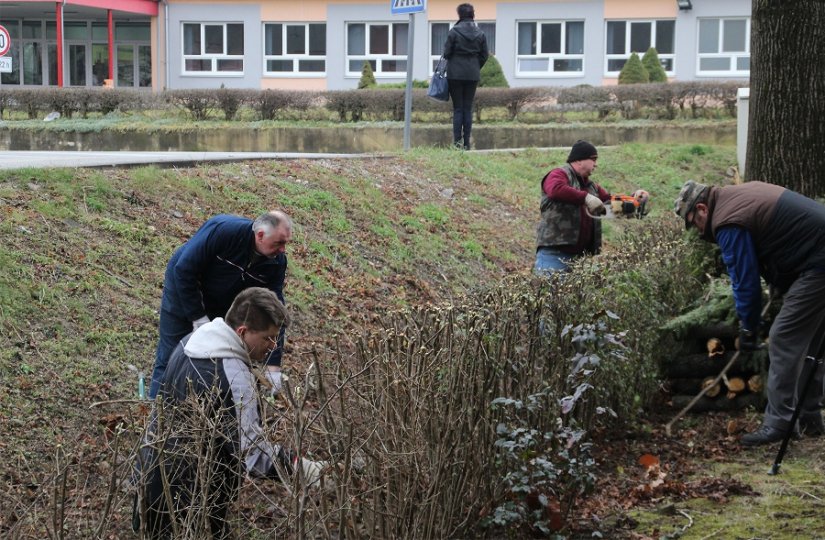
top-left (604, 0), bottom-right (676, 18)
top-left (429, 0), bottom-right (498, 20)
top-left (261, 77), bottom-right (327, 90)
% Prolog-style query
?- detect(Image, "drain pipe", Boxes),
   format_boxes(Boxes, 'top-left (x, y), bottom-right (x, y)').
top-left (156, 0), bottom-right (170, 90)
top-left (164, 0), bottom-right (170, 89)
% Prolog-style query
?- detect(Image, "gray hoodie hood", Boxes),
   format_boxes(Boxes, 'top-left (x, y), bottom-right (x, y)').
top-left (184, 317), bottom-right (249, 362)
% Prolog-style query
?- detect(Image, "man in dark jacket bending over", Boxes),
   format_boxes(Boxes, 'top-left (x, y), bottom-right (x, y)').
top-left (675, 180), bottom-right (825, 446)
top-left (148, 211), bottom-right (292, 398)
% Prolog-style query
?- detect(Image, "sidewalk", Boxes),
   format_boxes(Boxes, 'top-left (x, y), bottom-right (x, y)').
top-left (0, 151), bottom-right (371, 170)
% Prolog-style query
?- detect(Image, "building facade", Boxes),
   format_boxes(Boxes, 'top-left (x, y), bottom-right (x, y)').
top-left (0, 0), bottom-right (751, 90)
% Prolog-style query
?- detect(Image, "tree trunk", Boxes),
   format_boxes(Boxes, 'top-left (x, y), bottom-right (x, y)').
top-left (746, 0), bottom-right (825, 196)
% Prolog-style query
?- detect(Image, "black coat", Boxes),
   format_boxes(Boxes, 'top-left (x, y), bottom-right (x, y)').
top-left (443, 19), bottom-right (489, 81)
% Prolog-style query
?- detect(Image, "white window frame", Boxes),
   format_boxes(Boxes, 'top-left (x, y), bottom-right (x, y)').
top-left (345, 21), bottom-right (408, 78)
top-left (181, 22), bottom-right (244, 76)
top-left (263, 22), bottom-right (326, 77)
top-left (696, 17), bottom-right (750, 77)
top-left (604, 19), bottom-right (675, 77)
top-left (428, 21), bottom-right (496, 73)
top-left (515, 20), bottom-right (585, 78)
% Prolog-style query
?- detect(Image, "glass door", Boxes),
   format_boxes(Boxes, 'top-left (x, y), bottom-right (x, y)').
top-left (116, 45), bottom-right (134, 86)
top-left (68, 43), bottom-right (86, 86)
top-left (91, 43), bottom-right (109, 86)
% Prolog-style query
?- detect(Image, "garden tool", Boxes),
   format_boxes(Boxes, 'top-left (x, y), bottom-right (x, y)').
top-left (587, 193), bottom-right (649, 220)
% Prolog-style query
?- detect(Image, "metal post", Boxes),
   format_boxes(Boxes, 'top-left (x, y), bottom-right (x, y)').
top-left (403, 12), bottom-right (415, 151)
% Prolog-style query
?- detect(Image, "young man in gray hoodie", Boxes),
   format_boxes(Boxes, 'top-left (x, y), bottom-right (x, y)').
top-left (134, 287), bottom-right (325, 539)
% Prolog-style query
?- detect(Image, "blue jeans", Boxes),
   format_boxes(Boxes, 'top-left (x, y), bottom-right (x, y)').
top-left (148, 307), bottom-right (192, 399)
top-left (448, 79), bottom-right (478, 149)
top-left (534, 247), bottom-right (575, 275)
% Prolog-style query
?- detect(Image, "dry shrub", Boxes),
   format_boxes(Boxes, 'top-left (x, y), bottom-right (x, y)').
top-left (8, 219), bottom-right (711, 539)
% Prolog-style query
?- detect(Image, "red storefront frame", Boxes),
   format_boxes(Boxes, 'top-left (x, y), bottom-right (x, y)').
top-left (4, 0), bottom-right (158, 86)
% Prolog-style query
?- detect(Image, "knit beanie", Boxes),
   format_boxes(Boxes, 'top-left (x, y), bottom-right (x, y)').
top-left (566, 140), bottom-right (598, 163)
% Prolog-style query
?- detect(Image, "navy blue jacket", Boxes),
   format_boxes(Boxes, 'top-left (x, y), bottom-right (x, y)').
top-left (161, 215), bottom-right (287, 365)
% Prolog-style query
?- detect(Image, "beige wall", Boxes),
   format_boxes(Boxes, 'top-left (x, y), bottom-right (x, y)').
top-left (604, 0), bottom-right (676, 18)
top-left (261, 78), bottom-right (327, 90)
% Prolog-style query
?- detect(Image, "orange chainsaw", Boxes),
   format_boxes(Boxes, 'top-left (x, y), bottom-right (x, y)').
top-left (585, 190), bottom-right (650, 219)
top-left (608, 193), bottom-right (648, 219)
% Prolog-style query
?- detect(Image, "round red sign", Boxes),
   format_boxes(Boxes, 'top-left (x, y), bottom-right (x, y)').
top-left (0, 25), bottom-right (10, 57)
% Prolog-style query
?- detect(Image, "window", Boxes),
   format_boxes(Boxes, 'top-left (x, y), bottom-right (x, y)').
top-left (429, 22), bottom-right (495, 72)
top-left (605, 20), bottom-right (675, 75)
top-left (264, 23), bottom-right (326, 75)
top-left (182, 22), bottom-right (244, 74)
top-left (516, 20), bottom-right (584, 76)
top-left (697, 18), bottom-right (750, 74)
top-left (346, 22), bottom-right (408, 76)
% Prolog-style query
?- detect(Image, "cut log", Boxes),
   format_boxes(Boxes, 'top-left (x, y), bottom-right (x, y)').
top-left (702, 377), bottom-right (721, 398)
top-left (662, 352), bottom-right (758, 379)
top-left (668, 378), bottom-right (704, 395)
top-left (725, 376), bottom-right (746, 393)
top-left (686, 323), bottom-right (738, 343)
top-left (671, 393), bottom-right (765, 413)
top-left (707, 338), bottom-right (725, 357)
top-left (747, 374), bottom-right (764, 393)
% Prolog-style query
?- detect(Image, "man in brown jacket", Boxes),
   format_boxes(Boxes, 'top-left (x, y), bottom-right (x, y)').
top-left (675, 180), bottom-right (825, 446)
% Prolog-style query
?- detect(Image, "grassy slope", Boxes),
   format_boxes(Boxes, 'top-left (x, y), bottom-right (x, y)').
top-left (6, 143), bottom-right (813, 537)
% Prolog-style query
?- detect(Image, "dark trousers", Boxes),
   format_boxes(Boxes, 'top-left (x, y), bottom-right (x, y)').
top-left (148, 307), bottom-right (191, 399)
top-left (448, 79), bottom-right (478, 149)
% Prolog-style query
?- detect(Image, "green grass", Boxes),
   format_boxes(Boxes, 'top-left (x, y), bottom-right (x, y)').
top-left (2, 142), bottom-right (761, 538)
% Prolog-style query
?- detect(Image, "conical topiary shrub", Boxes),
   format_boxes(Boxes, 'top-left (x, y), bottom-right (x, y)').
top-left (641, 47), bottom-right (668, 83)
top-left (358, 61), bottom-right (376, 89)
top-left (618, 52), bottom-right (649, 84)
top-left (479, 55), bottom-right (509, 88)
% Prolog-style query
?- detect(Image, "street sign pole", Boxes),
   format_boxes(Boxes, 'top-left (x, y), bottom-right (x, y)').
top-left (403, 13), bottom-right (415, 151)
top-left (391, 0), bottom-right (426, 151)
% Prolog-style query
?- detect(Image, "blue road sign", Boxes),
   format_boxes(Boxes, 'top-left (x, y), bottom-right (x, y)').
top-left (391, 0), bottom-right (426, 15)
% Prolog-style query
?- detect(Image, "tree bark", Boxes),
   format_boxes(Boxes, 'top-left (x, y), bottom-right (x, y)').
top-left (747, 0), bottom-right (825, 196)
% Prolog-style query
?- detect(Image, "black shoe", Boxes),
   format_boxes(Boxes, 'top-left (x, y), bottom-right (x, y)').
top-left (799, 417), bottom-right (825, 437)
top-left (740, 425), bottom-right (798, 447)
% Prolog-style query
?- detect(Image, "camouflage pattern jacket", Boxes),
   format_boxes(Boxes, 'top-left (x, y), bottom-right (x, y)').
top-left (535, 164), bottom-right (608, 253)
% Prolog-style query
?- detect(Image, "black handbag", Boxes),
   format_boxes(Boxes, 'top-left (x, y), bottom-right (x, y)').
top-left (427, 57), bottom-right (449, 102)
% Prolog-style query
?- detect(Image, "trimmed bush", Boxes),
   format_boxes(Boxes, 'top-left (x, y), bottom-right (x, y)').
top-left (618, 52), bottom-right (649, 84)
top-left (325, 90), bottom-right (369, 122)
top-left (479, 55), bottom-right (509, 88)
top-left (215, 87), bottom-right (247, 120)
top-left (358, 61), bottom-right (377, 89)
top-left (165, 89), bottom-right (217, 120)
top-left (642, 48), bottom-right (668, 83)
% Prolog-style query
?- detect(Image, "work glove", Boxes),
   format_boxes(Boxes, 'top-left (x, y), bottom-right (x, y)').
top-left (265, 369), bottom-right (283, 395)
top-left (738, 328), bottom-right (764, 352)
top-left (192, 315), bottom-right (210, 331)
top-left (632, 189), bottom-right (650, 204)
top-left (584, 194), bottom-right (606, 216)
top-left (299, 457), bottom-right (328, 487)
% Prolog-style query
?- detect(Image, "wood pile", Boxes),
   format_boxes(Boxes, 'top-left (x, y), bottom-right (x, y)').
top-left (662, 325), bottom-right (767, 413)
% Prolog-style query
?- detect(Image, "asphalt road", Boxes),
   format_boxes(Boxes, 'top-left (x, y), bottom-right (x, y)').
top-left (0, 151), bottom-right (370, 170)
